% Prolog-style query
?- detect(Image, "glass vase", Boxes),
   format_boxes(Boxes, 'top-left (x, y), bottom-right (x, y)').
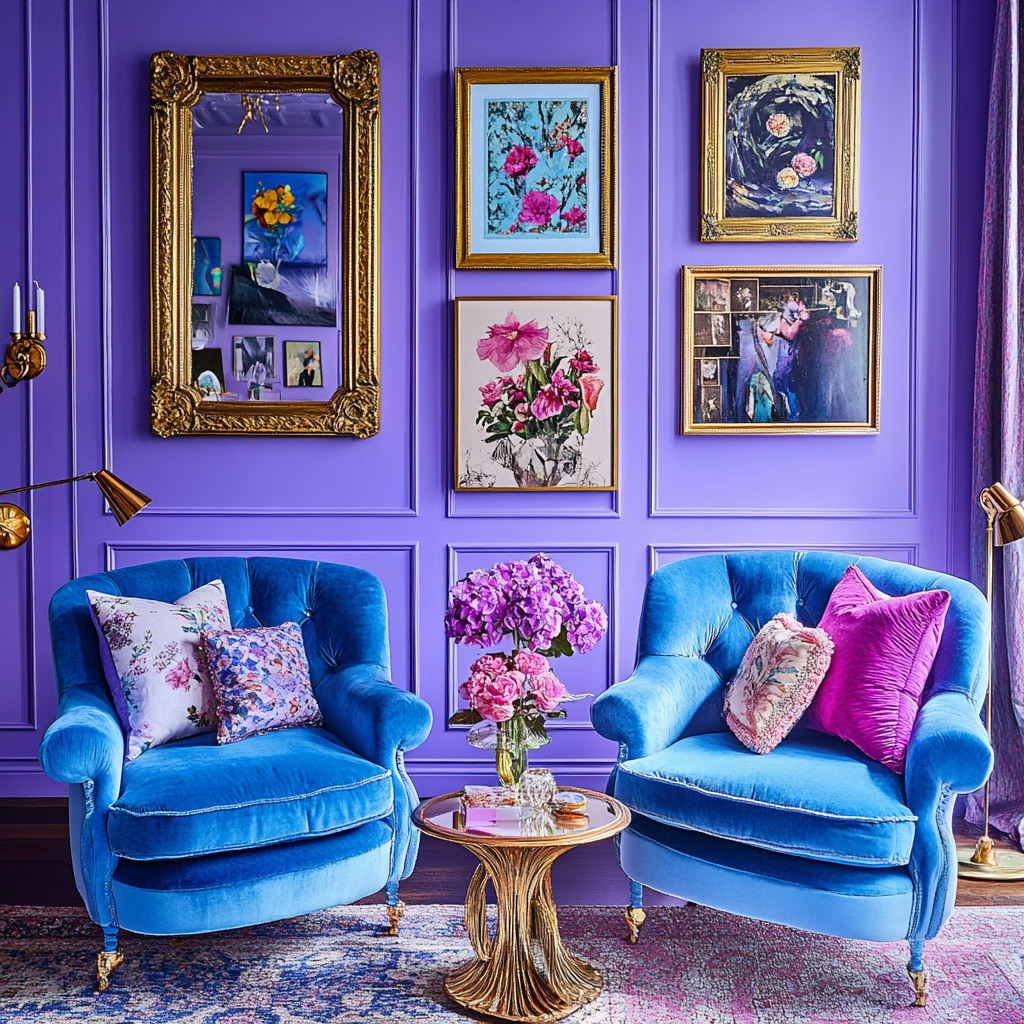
top-left (495, 717), bottom-right (529, 789)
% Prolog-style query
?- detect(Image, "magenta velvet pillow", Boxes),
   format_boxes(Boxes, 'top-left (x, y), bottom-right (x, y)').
top-left (723, 612), bottom-right (834, 754)
top-left (801, 565), bottom-right (950, 773)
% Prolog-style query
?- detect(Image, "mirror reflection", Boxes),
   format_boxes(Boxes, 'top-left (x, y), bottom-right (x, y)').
top-left (189, 92), bottom-right (342, 404)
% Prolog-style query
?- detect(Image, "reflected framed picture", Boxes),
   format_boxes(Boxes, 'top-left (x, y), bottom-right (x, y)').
top-left (455, 68), bottom-right (616, 269)
top-left (192, 237), bottom-right (222, 295)
top-left (700, 48), bottom-right (860, 242)
top-left (284, 341), bottom-right (322, 387)
top-left (233, 335), bottom-right (275, 382)
top-left (455, 296), bottom-right (616, 490)
top-left (681, 266), bottom-right (880, 434)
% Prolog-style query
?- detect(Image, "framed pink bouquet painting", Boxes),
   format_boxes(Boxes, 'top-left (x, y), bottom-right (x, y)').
top-left (455, 297), bottom-right (617, 491)
top-left (455, 68), bottom-right (617, 269)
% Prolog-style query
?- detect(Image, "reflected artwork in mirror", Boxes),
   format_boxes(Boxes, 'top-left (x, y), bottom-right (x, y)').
top-left (150, 52), bottom-right (380, 437)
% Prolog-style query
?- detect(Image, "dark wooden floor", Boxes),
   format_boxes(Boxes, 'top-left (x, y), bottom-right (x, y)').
top-left (3, 798), bottom-right (1022, 909)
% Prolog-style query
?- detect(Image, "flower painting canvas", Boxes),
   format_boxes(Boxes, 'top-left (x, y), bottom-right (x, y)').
top-left (682, 267), bottom-right (880, 434)
top-left (456, 297), bottom-right (616, 490)
top-left (701, 49), bottom-right (860, 242)
top-left (456, 69), bottom-right (616, 268)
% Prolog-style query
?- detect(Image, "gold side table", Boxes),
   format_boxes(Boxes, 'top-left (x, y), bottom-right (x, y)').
top-left (414, 787), bottom-right (630, 1023)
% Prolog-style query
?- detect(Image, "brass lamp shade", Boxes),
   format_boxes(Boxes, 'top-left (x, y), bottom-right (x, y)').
top-left (0, 469), bottom-right (151, 549)
top-left (988, 482), bottom-right (1024, 546)
top-left (93, 470), bottom-right (152, 525)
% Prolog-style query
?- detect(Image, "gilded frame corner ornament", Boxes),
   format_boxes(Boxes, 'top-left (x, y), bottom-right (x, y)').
top-left (455, 66), bottom-right (617, 270)
top-left (699, 47), bottom-right (861, 243)
top-left (680, 265), bottom-right (882, 436)
top-left (149, 50), bottom-right (381, 438)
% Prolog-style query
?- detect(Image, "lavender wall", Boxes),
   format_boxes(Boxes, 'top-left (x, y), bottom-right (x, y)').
top-left (1, 0), bottom-right (996, 797)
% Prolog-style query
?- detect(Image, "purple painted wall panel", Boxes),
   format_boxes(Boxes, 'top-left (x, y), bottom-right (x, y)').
top-left (0, 0), bottom-right (996, 796)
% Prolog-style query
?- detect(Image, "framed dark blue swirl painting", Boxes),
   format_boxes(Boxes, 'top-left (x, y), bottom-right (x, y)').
top-left (700, 48), bottom-right (861, 242)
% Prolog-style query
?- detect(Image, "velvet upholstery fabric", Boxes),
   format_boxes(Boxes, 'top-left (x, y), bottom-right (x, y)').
top-left (802, 565), bottom-right (951, 772)
top-left (616, 730), bottom-right (916, 867)
top-left (40, 557), bottom-right (432, 940)
top-left (591, 551), bottom-right (993, 952)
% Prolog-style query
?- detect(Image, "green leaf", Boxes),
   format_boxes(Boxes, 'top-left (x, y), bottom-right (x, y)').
top-left (577, 402), bottom-right (590, 436)
top-left (542, 709), bottom-right (567, 719)
top-left (523, 716), bottom-right (552, 747)
top-left (448, 708), bottom-right (483, 726)
top-left (525, 359), bottom-right (548, 386)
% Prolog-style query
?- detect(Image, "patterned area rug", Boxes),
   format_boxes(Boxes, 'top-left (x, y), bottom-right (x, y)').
top-left (2, 903), bottom-right (1022, 1023)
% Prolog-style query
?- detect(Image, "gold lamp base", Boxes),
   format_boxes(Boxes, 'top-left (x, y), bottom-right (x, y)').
top-left (956, 838), bottom-right (1024, 882)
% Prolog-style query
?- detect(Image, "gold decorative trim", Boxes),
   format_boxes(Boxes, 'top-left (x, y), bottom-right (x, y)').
top-left (149, 51), bottom-right (380, 437)
top-left (96, 949), bottom-right (124, 992)
top-left (680, 265), bottom-right (882, 435)
top-left (455, 67), bottom-right (617, 269)
top-left (699, 48), bottom-right (860, 243)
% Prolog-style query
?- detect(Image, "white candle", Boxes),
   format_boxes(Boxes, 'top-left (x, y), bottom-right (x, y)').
top-left (12, 282), bottom-right (20, 334)
top-left (34, 281), bottom-right (44, 334)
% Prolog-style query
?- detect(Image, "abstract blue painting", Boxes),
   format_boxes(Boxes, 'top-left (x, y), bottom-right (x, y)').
top-left (193, 237), bottom-right (222, 296)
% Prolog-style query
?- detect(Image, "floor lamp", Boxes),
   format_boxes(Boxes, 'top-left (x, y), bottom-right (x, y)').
top-left (0, 470), bottom-right (151, 550)
top-left (956, 481), bottom-right (1024, 881)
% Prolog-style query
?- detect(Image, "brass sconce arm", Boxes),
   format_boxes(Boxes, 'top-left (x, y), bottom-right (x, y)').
top-left (0, 470), bottom-right (152, 550)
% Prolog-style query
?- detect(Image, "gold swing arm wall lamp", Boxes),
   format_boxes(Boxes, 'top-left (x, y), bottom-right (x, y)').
top-left (0, 470), bottom-right (152, 550)
top-left (956, 480), bottom-right (1024, 881)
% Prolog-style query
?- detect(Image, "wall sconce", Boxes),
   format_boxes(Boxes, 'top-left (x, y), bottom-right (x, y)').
top-left (0, 470), bottom-right (151, 550)
top-left (2, 281), bottom-right (47, 393)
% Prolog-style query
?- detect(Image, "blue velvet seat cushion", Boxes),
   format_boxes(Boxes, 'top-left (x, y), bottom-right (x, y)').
top-left (614, 729), bottom-right (916, 868)
top-left (108, 727), bottom-right (393, 860)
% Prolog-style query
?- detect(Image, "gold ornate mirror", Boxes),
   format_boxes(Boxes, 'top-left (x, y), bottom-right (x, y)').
top-left (149, 51), bottom-right (380, 437)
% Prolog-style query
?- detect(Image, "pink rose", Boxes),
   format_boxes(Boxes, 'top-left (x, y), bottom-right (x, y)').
top-left (562, 206), bottom-right (586, 230)
top-left (479, 380), bottom-right (503, 408)
top-left (518, 190), bottom-right (560, 226)
top-left (791, 152), bottom-right (817, 178)
top-left (578, 374), bottom-right (604, 412)
top-left (166, 659), bottom-right (193, 691)
top-left (562, 137), bottom-right (584, 164)
top-left (503, 145), bottom-right (538, 178)
top-left (513, 651), bottom-right (550, 677)
top-left (531, 671), bottom-right (568, 712)
top-left (470, 654), bottom-right (507, 678)
top-left (475, 670), bottom-right (526, 722)
top-left (569, 349), bottom-right (598, 375)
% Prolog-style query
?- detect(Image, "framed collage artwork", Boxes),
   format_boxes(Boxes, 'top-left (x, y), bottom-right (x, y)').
top-left (700, 47), bottom-right (861, 242)
top-left (455, 296), bottom-right (617, 491)
top-left (681, 266), bottom-right (881, 435)
top-left (455, 67), bottom-right (617, 269)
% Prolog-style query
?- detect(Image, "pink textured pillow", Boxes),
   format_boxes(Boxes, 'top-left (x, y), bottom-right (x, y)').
top-left (801, 565), bottom-right (950, 773)
top-left (724, 612), bottom-right (834, 754)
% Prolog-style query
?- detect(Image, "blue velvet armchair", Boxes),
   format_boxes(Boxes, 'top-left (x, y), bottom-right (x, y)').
top-left (39, 557), bottom-right (432, 990)
top-left (591, 551), bottom-right (992, 1008)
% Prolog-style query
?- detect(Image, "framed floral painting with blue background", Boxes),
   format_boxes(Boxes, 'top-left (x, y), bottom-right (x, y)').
top-left (456, 68), bottom-right (616, 268)
top-left (700, 48), bottom-right (860, 242)
top-left (681, 266), bottom-right (880, 435)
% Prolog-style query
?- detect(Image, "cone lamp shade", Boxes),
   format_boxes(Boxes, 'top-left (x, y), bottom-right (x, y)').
top-left (93, 470), bottom-right (152, 525)
top-left (989, 482), bottom-right (1024, 546)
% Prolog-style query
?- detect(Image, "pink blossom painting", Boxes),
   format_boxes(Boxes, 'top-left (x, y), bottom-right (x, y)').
top-left (456, 298), bottom-right (617, 491)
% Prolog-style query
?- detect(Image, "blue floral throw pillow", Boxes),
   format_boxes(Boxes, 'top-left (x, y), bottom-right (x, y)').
top-left (200, 622), bottom-right (323, 744)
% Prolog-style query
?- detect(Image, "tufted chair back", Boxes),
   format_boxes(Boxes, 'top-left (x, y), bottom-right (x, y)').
top-left (637, 551), bottom-right (989, 735)
top-left (48, 557), bottom-right (390, 708)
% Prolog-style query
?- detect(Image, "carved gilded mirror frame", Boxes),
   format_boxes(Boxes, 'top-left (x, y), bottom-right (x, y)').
top-left (149, 51), bottom-right (380, 437)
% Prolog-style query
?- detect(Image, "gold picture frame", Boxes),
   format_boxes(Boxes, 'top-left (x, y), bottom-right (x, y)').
top-left (681, 266), bottom-right (881, 435)
top-left (149, 51), bottom-right (380, 437)
top-left (455, 67), bottom-right (617, 269)
top-left (700, 48), bottom-right (860, 242)
top-left (455, 296), bottom-right (617, 490)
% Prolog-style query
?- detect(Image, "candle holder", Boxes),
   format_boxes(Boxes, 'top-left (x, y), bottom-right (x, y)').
top-left (1, 309), bottom-right (47, 393)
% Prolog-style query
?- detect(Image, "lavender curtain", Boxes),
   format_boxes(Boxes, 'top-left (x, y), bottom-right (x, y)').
top-left (967, 0), bottom-right (1024, 848)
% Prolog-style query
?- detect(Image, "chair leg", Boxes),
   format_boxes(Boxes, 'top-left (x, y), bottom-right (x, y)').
top-left (96, 925), bottom-right (122, 993)
top-left (906, 939), bottom-right (928, 1008)
top-left (385, 880), bottom-right (406, 937)
top-left (624, 878), bottom-right (646, 944)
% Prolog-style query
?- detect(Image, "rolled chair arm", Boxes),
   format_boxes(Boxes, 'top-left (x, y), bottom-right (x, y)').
top-left (38, 689), bottom-right (124, 790)
top-left (905, 690), bottom-right (992, 799)
top-left (591, 654), bottom-right (723, 760)
top-left (315, 663), bottom-right (432, 768)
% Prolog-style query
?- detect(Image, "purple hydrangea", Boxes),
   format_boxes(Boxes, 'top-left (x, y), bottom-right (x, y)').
top-left (445, 552), bottom-right (607, 655)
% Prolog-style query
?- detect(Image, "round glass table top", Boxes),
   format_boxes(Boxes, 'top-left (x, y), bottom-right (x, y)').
top-left (413, 787), bottom-right (629, 847)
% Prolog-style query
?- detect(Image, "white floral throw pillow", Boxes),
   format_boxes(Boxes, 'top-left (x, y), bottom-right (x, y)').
top-left (723, 612), bottom-right (834, 755)
top-left (87, 580), bottom-right (230, 760)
